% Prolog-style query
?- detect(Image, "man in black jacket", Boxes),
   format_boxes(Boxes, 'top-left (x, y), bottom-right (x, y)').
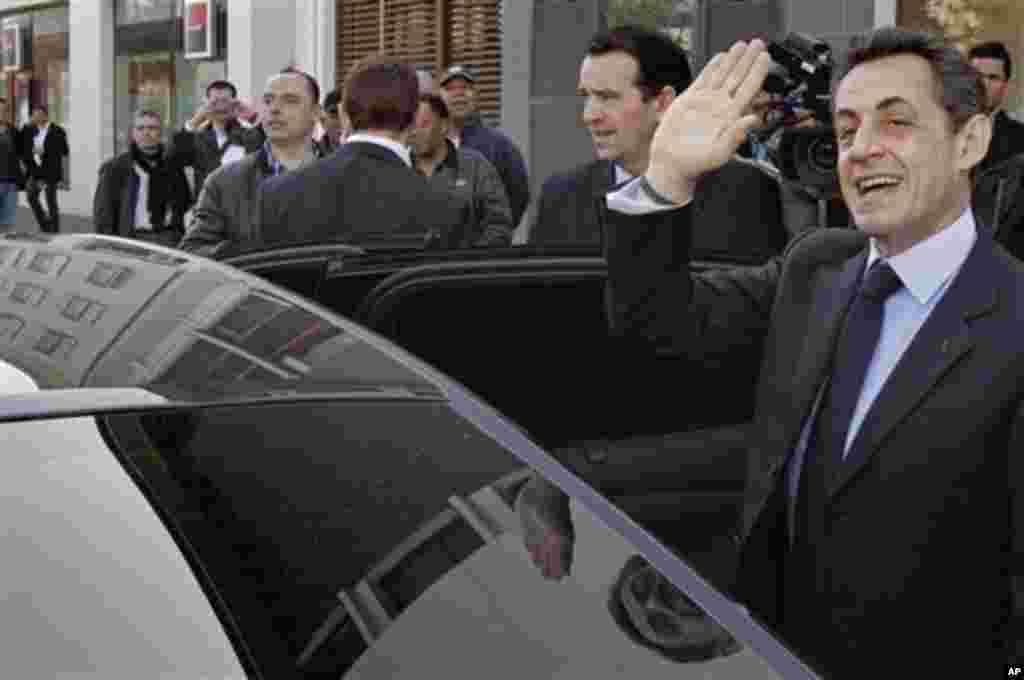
top-left (20, 106), bottom-right (68, 233)
top-left (171, 80), bottom-right (265, 195)
top-left (528, 25), bottom-right (788, 261)
top-left (93, 109), bottom-right (192, 246)
top-left (260, 56), bottom-right (470, 249)
top-left (969, 42), bottom-right (1024, 172)
top-left (179, 68), bottom-right (328, 258)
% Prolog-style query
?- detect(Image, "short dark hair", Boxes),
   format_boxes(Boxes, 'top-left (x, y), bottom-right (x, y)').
top-left (418, 93), bottom-right (449, 119)
top-left (969, 41), bottom-right (1012, 80)
top-left (587, 25), bottom-right (692, 99)
top-left (32, 105), bottom-right (48, 115)
top-left (279, 66), bottom-right (320, 106)
top-left (323, 89), bottom-right (341, 113)
top-left (343, 55), bottom-right (419, 133)
top-left (835, 27), bottom-right (984, 133)
top-left (206, 80), bottom-right (237, 99)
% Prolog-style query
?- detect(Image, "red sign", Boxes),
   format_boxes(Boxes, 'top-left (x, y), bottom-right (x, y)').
top-left (187, 3), bottom-right (208, 31)
top-left (184, 0), bottom-right (214, 60)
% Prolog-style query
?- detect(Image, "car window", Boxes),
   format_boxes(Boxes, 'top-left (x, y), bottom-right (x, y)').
top-left (87, 396), bottom-right (813, 679)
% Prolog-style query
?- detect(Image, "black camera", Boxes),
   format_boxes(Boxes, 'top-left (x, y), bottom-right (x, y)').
top-left (755, 33), bottom-right (839, 199)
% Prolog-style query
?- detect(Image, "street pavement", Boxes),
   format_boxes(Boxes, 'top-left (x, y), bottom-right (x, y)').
top-left (9, 206), bottom-right (94, 235)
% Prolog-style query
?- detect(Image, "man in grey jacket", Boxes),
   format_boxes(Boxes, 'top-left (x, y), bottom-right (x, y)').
top-left (410, 93), bottom-right (513, 247)
top-left (179, 68), bottom-right (326, 258)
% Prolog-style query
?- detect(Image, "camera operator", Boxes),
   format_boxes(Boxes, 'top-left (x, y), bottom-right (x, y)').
top-left (170, 80), bottom-right (265, 196)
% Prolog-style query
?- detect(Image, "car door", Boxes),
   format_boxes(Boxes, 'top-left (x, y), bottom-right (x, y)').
top-left (228, 245), bottom-right (765, 581)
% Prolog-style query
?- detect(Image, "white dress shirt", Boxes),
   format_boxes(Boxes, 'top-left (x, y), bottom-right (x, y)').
top-left (33, 123), bottom-right (49, 165)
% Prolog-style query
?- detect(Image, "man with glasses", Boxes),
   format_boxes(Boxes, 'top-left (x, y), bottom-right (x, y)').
top-left (969, 41), bottom-right (1024, 172)
top-left (93, 109), bottom-right (191, 246)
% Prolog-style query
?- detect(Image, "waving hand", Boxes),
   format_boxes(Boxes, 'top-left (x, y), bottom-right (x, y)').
top-left (646, 40), bottom-right (773, 204)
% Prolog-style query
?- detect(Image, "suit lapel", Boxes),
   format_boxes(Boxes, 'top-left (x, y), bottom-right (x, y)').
top-left (784, 250), bottom-right (867, 455)
top-left (829, 238), bottom-right (998, 497)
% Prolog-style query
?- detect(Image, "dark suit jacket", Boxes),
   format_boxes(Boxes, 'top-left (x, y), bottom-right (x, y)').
top-left (169, 119), bottom-right (265, 194)
top-left (20, 123), bottom-right (68, 182)
top-left (260, 141), bottom-right (471, 249)
top-left (93, 151), bottom-right (191, 237)
top-left (529, 158), bottom-right (789, 262)
top-left (981, 110), bottom-right (1024, 174)
top-left (603, 204), bottom-right (1024, 677)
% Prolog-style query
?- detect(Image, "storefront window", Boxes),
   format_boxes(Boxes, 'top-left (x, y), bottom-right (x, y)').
top-left (114, 0), bottom-right (228, 154)
top-left (0, 7), bottom-right (68, 129)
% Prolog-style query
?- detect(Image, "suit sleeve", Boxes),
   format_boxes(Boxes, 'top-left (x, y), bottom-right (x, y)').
top-left (178, 169), bottom-right (231, 258)
top-left (58, 128), bottom-right (69, 157)
top-left (603, 201), bottom-right (782, 358)
top-left (526, 175), bottom-right (560, 244)
top-left (92, 160), bottom-right (118, 236)
top-left (472, 155), bottom-right (513, 247)
top-left (495, 137), bottom-right (530, 229)
top-left (1006, 402), bottom-right (1024, 663)
top-left (166, 128), bottom-right (199, 169)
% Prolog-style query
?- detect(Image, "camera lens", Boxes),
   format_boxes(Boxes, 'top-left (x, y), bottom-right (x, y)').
top-left (808, 136), bottom-right (837, 174)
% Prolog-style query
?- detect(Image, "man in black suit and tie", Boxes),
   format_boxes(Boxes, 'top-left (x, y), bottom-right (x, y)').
top-left (20, 106), bottom-right (68, 234)
top-left (521, 28), bottom-right (1023, 677)
top-left (259, 55), bottom-right (470, 248)
top-left (528, 25), bottom-right (788, 262)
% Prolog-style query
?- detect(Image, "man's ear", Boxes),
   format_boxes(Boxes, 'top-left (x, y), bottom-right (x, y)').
top-left (956, 112), bottom-right (992, 173)
top-left (654, 85), bottom-right (677, 116)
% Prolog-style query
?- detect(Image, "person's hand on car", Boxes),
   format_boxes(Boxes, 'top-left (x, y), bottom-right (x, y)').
top-left (646, 39), bottom-right (772, 205)
top-left (515, 472), bottom-right (575, 580)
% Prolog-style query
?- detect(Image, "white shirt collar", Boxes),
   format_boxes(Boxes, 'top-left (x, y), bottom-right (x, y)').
top-left (866, 208), bottom-right (977, 306)
top-left (614, 163), bottom-right (634, 186)
top-left (346, 132), bottom-right (412, 167)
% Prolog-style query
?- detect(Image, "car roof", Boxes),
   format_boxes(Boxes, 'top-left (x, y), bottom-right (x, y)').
top-left (0, 360), bottom-right (247, 677)
top-left (0, 233), bottom-right (445, 402)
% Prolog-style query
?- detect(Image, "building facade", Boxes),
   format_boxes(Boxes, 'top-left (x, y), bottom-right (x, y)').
top-left (0, 0), bottom-right (907, 224)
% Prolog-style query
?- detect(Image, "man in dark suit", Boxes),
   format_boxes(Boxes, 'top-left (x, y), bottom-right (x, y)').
top-left (522, 29), bottom-right (1023, 677)
top-left (20, 106), bottom-right (68, 233)
top-left (93, 109), bottom-right (192, 246)
top-left (969, 41), bottom-right (1024, 173)
top-left (528, 25), bottom-right (788, 262)
top-left (260, 56), bottom-right (470, 249)
top-left (170, 79), bottom-right (265, 195)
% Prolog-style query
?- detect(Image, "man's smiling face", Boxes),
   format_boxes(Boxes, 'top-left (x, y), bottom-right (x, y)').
top-left (834, 53), bottom-right (985, 256)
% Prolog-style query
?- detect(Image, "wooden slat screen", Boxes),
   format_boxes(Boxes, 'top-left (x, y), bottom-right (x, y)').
top-left (381, 0), bottom-right (439, 73)
top-left (336, 0), bottom-right (502, 124)
top-left (337, 0), bottom-right (382, 89)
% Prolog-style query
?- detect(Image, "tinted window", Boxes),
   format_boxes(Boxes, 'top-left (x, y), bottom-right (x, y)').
top-left (91, 398), bottom-right (802, 679)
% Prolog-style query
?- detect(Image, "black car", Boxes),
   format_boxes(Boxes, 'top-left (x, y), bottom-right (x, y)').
top-left (0, 233), bottom-right (816, 678)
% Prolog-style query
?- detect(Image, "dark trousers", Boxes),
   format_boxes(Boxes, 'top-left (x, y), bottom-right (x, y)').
top-left (27, 179), bottom-right (59, 233)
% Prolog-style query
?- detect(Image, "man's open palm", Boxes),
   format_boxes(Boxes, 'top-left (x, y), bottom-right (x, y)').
top-left (647, 40), bottom-right (773, 201)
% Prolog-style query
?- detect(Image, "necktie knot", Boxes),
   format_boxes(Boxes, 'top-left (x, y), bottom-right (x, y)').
top-left (860, 260), bottom-right (902, 302)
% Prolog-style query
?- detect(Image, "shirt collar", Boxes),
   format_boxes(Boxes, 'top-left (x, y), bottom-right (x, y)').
top-left (866, 207), bottom-right (977, 306)
top-left (346, 132), bottom-right (412, 167)
top-left (613, 163), bottom-right (634, 186)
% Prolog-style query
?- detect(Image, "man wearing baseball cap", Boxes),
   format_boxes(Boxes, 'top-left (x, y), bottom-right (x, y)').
top-left (439, 64), bottom-right (530, 228)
